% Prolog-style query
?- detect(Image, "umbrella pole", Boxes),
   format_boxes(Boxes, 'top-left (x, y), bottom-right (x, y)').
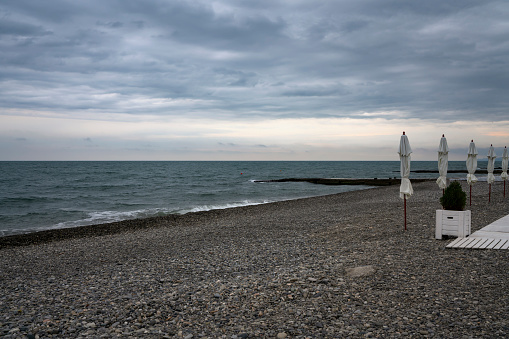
top-left (489, 184), bottom-right (491, 203)
top-left (470, 185), bottom-right (472, 206)
top-left (404, 195), bottom-right (407, 231)
top-left (504, 181), bottom-right (506, 198)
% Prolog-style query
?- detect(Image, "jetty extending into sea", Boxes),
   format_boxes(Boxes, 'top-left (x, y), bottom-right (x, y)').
top-left (255, 177), bottom-right (431, 186)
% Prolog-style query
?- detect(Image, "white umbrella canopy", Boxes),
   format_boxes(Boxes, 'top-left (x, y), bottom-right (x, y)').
top-left (466, 140), bottom-right (478, 186)
top-left (436, 134), bottom-right (449, 190)
top-left (487, 144), bottom-right (497, 185)
top-left (502, 146), bottom-right (508, 198)
top-left (501, 146), bottom-right (508, 181)
top-left (487, 144), bottom-right (497, 202)
top-left (398, 132), bottom-right (413, 199)
top-left (466, 140), bottom-right (478, 206)
top-left (398, 131), bottom-right (412, 231)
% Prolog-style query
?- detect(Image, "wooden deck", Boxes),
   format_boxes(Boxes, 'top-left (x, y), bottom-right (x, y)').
top-left (446, 214), bottom-right (509, 250)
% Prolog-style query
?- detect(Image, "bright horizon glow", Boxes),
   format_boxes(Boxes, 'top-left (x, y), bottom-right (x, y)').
top-left (1, 1), bottom-right (509, 161)
top-left (1, 114), bottom-right (508, 161)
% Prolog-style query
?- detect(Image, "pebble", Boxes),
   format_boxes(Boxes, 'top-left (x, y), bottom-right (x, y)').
top-left (1, 181), bottom-right (508, 338)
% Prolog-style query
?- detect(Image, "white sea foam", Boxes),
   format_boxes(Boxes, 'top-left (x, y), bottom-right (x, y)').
top-left (0, 201), bottom-right (275, 237)
top-left (53, 208), bottom-right (174, 229)
top-left (181, 200), bottom-right (272, 214)
top-left (51, 201), bottom-right (273, 231)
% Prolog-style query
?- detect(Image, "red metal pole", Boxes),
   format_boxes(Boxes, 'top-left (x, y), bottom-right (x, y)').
top-left (404, 195), bottom-right (407, 231)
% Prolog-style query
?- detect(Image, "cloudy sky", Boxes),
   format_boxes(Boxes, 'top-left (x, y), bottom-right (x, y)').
top-left (1, 0), bottom-right (509, 160)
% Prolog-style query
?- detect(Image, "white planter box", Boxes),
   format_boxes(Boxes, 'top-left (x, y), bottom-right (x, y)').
top-left (435, 210), bottom-right (471, 240)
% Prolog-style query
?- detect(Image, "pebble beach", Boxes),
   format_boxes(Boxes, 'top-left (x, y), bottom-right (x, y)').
top-left (1, 180), bottom-right (509, 338)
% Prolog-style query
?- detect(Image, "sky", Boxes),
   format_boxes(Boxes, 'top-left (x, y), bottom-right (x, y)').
top-left (1, 0), bottom-right (509, 161)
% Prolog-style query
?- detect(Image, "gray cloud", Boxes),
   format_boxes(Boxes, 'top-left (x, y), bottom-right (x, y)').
top-left (96, 21), bottom-right (123, 29)
top-left (1, 0), bottom-right (508, 123)
top-left (0, 19), bottom-right (52, 37)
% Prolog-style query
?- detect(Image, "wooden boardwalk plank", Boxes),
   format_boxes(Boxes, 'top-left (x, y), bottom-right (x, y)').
top-left (471, 238), bottom-right (488, 248)
top-left (494, 239), bottom-right (508, 250)
top-left (450, 237), bottom-right (473, 248)
top-left (465, 238), bottom-right (485, 249)
top-left (456, 238), bottom-right (475, 248)
top-left (473, 231), bottom-right (509, 240)
top-left (475, 238), bottom-right (493, 249)
top-left (446, 238), bottom-right (466, 248)
top-left (481, 238), bottom-right (499, 249)
top-left (500, 241), bottom-right (509, 250)
top-left (456, 237), bottom-right (473, 247)
top-left (486, 239), bottom-right (502, 249)
top-left (457, 238), bottom-right (476, 248)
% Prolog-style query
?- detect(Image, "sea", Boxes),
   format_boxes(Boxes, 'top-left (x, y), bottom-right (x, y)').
top-left (0, 161), bottom-right (487, 236)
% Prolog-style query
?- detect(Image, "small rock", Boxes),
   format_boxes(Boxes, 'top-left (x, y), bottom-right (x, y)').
top-left (277, 332), bottom-right (287, 338)
top-left (345, 265), bottom-right (375, 277)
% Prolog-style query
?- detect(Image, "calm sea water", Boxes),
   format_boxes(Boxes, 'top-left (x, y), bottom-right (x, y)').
top-left (0, 161), bottom-right (479, 236)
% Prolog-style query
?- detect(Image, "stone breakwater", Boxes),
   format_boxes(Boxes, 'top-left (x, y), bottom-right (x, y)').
top-left (1, 181), bottom-right (509, 338)
top-left (254, 178), bottom-right (431, 186)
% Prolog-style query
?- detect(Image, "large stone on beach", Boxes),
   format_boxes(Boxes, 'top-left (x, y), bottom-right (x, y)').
top-left (345, 265), bottom-right (375, 277)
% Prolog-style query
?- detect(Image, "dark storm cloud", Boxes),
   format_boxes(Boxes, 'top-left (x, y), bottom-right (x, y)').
top-left (1, 0), bottom-right (508, 122)
top-left (0, 19), bottom-right (52, 37)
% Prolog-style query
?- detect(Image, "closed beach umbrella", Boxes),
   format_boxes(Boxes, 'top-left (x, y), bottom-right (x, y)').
top-left (487, 144), bottom-right (497, 202)
top-left (436, 134), bottom-right (449, 191)
top-left (502, 146), bottom-right (508, 198)
top-left (466, 140), bottom-right (478, 206)
top-left (398, 132), bottom-right (413, 230)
